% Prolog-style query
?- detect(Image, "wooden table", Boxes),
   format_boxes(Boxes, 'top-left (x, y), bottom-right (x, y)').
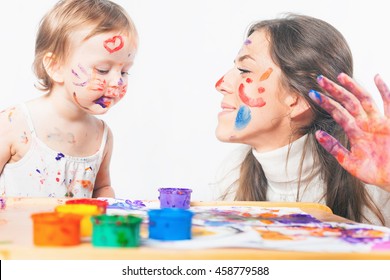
top-left (1, 197), bottom-right (390, 260)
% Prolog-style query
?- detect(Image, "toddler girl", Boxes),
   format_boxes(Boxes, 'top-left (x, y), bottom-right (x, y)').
top-left (0, 0), bottom-right (138, 198)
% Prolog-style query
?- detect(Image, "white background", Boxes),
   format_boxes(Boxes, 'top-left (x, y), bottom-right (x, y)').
top-left (1, 0), bottom-right (389, 201)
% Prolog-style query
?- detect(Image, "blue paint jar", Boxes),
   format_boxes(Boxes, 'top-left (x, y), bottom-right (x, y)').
top-left (148, 208), bottom-right (193, 241)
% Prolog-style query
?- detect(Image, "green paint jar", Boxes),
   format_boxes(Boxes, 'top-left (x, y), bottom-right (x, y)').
top-left (91, 214), bottom-right (142, 247)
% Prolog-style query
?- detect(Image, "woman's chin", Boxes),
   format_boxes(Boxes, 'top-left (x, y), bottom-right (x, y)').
top-left (215, 129), bottom-right (239, 143)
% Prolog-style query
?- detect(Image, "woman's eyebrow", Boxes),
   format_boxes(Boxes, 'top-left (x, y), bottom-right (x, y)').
top-left (236, 54), bottom-right (256, 63)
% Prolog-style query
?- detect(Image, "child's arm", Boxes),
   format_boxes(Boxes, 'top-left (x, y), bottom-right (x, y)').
top-left (308, 73), bottom-right (390, 192)
top-left (0, 109), bottom-right (12, 174)
top-left (92, 126), bottom-right (115, 198)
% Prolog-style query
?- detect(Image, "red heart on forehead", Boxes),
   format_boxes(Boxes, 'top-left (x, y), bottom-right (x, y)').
top-left (103, 36), bottom-right (124, 54)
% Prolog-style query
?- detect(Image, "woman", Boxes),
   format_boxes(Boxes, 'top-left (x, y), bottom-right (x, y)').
top-left (214, 14), bottom-right (390, 226)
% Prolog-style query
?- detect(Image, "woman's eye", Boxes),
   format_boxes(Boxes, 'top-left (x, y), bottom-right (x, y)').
top-left (237, 68), bottom-right (251, 74)
top-left (95, 68), bottom-right (109, 75)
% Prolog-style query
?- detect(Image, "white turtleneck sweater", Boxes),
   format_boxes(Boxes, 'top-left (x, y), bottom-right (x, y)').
top-left (252, 134), bottom-right (324, 203)
top-left (213, 134), bottom-right (390, 227)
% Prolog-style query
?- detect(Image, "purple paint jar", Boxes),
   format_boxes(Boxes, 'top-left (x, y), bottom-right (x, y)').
top-left (158, 188), bottom-right (192, 209)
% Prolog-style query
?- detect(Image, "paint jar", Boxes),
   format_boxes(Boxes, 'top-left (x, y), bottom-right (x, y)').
top-left (148, 208), bottom-right (193, 241)
top-left (91, 214), bottom-right (143, 247)
top-left (65, 198), bottom-right (108, 214)
top-left (55, 204), bottom-right (101, 237)
top-left (31, 212), bottom-right (82, 246)
top-left (158, 188), bottom-right (192, 209)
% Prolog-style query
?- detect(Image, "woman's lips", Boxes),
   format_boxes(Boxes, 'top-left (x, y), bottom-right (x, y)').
top-left (218, 102), bottom-right (236, 117)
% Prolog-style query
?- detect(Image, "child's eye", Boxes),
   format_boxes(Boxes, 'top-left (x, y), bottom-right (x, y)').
top-left (237, 67), bottom-right (251, 74)
top-left (95, 68), bottom-right (109, 75)
top-left (121, 71), bottom-right (129, 77)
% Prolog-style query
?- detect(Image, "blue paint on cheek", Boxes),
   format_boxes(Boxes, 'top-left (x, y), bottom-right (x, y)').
top-left (235, 106), bottom-right (251, 130)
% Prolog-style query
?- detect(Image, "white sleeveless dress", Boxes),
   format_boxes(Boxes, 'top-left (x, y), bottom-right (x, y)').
top-left (0, 103), bottom-right (108, 198)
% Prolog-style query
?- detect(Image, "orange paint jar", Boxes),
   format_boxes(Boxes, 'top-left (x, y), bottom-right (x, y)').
top-left (55, 204), bottom-right (101, 237)
top-left (65, 198), bottom-right (108, 214)
top-left (31, 212), bottom-right (82, 246)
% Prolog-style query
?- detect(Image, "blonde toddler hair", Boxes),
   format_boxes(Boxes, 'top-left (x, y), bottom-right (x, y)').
top-left (33, 0), bottom-right (138, 91)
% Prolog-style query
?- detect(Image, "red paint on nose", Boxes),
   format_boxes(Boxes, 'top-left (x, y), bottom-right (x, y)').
top-left (215, 76), bottom-right (224, 88)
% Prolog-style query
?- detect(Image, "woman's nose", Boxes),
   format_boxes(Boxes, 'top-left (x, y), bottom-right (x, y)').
top-left (215, 70), bottom-right (234, 95)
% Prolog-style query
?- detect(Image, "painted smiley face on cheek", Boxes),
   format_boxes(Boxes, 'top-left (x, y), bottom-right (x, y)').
top-left (233, 67), bottom-right (273, 130)
top-left (238, 67), bottom-right (273, 108)
top-left (239, 83), bottom-right (266, 107)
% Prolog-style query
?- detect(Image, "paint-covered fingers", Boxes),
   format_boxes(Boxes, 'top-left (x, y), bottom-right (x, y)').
top-left (374, 74), bottom-right (390, 117)
top-left (349, 138), bottom-right (390, 189)
top-left (337, 73), bottom-right (381, 118)
top-left (308, 90), bottom-right (364, 140)
top-left (315, 130), bottom-right (370, 183)
top-left (317, 75), bottom-right (368, 120)
top-left (315, 130), bottom-right (349, 166)
top-left (316, 130), bottom-right (390, 189)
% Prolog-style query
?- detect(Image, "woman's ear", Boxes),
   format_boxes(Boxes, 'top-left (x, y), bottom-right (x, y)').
top-left (43, 52), bottom-right (64, 83)
top-left (286, 94), bottom-right (311, 120)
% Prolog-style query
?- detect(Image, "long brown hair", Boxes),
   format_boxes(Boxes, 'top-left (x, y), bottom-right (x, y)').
top-left (224, 14), bottom-right (384, 224)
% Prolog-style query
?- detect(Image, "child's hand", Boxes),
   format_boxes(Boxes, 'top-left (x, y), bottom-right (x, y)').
top-left (309, 73), bottom-right (390, 192)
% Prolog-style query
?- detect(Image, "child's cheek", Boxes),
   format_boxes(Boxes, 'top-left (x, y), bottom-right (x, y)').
top-left (71, 64), bottom-right (90, 87)
top-left (119, 84), bottom-right (128, 99)
top-left (87, 78), bottom-right (107, 92)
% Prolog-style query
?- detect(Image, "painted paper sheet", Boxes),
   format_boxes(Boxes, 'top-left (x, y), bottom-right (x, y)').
top-left (98, 198), bottom-right (390, 252)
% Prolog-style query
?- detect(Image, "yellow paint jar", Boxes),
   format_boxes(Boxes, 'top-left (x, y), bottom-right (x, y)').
top-left (55, 204), bottom-right (101, 237)
top-left (65, 198), bottom-right (108, 214)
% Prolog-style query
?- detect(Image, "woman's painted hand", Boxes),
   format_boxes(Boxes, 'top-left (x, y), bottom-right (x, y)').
top-left (309, 73), bottom-right (390, 192)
